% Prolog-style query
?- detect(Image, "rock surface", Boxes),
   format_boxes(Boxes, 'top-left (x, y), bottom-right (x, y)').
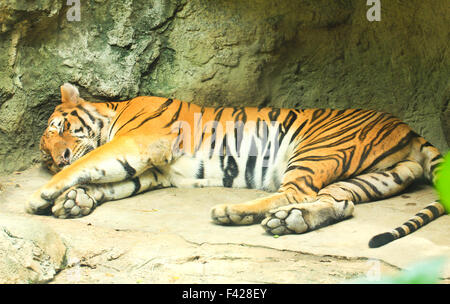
top-left (0, 213), bottom-right (66, 283)
top-left (0, 0), bottom-right (449, 173)
top-left (0, 165), bottom-right (449, 283)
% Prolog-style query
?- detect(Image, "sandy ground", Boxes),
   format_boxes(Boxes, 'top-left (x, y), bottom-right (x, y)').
top-left (0, 165), bottom-right (449, 284)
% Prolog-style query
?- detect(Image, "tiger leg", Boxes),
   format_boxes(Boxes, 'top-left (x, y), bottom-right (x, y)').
top-left (262, 160), bottom-right (424, 235)
top-left (211, 169), bottom-right (319, 225)
top-left (26, 134), bottom-right (175, 214)
top-left (51, 168), bottom-right (171, 218)
top-left (210, 191), bottom-right (316, 225)
top-left (210, 159), bottom-right (329, 225)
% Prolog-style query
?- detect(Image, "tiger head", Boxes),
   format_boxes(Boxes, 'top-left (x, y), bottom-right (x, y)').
top-left (40, 83), bottom-right (104, 173)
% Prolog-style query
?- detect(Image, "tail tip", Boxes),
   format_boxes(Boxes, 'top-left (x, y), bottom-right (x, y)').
top-left (369, 232), bottom-right (395, 248)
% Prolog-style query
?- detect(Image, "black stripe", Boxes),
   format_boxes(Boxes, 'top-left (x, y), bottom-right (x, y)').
top-left (302, 110), bottom-right (335, 139)
top-left (411, 218), bottom-right (422, 227)
top-left (340, 186), bottom-right (359, 202)
top-left (343, 179), bottom-right (374, 201)
top-left (114, 109), bottom-right (147, 134)
top-left (131, 177), bottom-right (141, 196)
top-left (163, 101), bottom-right (183, 128)
top-left (118, 159), bottom-right (136, 178)
top-left (430, 155), bottom-right (442, 162)
top-left (404, 221), bottom-right (416, 232)
top-left (234, 122), bottom-right (245, 157)
top-left (245, 156), bottom-right (257, 189)
top-left (425, 205), bottom-right (441, 218)
top-left (263, 142), bottom-right (271, 162)
top-left (358, 112), bottom-right (386, 141)
top-left (416, 212), bottom-right (431, 224)
top-left (364, 131), bottom-right (417, 173)
top-left (196, 160), bottom-right (205, 179)
top-left (282, 181), bottom-right (307, 194)
top-left (372, 120), bottom-right (407, 146)
top-left (302, 176), bottom-right (319, 193)
top-left (234, 107), bottom-right (247, 123)
top-left (222, 156), bottom-right (239, 188)
top-left (127, 110), bottom-right (166, 132)
top-left (268, 108), bottom-right (281, 121)
top-left (127, 99), bottom-right (173, 133)
top-left (284, 165), bottom-right (314, 174)
top-left (310, 109), bottom-right (326, 123)
top-left (279, 110), bottom-right (298, 143)
top-left (208, 124), bottom-right (218, 159)
top-left (296, 131), bottom-right (358, 157)
top-left (289, 120), bottom-right (308, 144)
top-left (395, 227), bottom-right (406, 237)
top-left (70, 110), bottom-right (92, 134)
top-left (153, 166), bottom-right (163, 175)
top-left (420, 142), bottom-right (433, 151)
top-left (391, 172), bottom-right (403, 185)
top-left (151, 170), bottom-right (158, 181)
top-left (261, 166), bottom-right (268, 184)
top-left (108, 101), bottom-right (133, 138)
top-left (77, 105), bottom-right (96, 123)
top-left (353, 177), bottom-right (383, 197)
top-left (214, 107), bottom-right (225, 121)
top-left (160, 98), bottom-right (174, 109)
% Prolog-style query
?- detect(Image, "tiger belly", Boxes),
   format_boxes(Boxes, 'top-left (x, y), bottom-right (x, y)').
top-left (166, 154), bottom-right (287, 191)
top-left (166, 130), bottom-right (294, 192)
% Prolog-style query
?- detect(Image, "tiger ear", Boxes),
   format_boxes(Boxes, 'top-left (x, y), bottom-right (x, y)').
top-left (60, 83), bottom-right (81, 105)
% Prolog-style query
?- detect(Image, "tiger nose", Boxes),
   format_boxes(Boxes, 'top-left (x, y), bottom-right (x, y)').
top-left (58, 148), bottom-right (71, 168)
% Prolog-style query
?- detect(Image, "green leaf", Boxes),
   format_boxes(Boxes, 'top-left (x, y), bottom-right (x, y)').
top-left (435, 152), bottom-right (450, 214)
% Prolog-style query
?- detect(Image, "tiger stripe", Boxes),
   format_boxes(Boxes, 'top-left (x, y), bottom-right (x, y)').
top-left (369, 201), bottom-right (445, 248)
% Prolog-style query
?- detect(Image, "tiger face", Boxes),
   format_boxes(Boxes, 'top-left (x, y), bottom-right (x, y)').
top-left (40, 108), bottom-right (96, 173)
top-left (40, 84), bottom-right (100, 173)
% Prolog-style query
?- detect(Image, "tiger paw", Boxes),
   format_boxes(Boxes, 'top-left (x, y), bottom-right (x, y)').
top-left (25, 191), bottom-right (53, 215)
top-left (52, 187), bottom-right (97, 219)
top-left (210, 204), bottom-right (260, 225)
top-left (261, 205), bottom-right (309, 235)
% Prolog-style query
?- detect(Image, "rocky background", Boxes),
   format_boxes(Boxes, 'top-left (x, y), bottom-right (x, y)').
top-left (0, 0), bottom-right (448, 173)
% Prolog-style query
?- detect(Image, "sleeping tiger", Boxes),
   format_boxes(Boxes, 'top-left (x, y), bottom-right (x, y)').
top-left (26, 83), bottom-right (446, 248)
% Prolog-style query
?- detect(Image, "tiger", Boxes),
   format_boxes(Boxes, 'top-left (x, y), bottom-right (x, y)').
top-left (26, 83), bottom-right (446, 248)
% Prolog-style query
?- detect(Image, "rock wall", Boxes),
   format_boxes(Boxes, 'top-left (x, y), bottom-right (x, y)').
top-left (0, 0), bottom-right (448, 173)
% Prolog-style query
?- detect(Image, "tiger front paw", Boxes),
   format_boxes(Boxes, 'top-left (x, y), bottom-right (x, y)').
top-left (25, 191), bottom-right (53, 215)
top-left (210, 204), bottom-right (262, 225)
top-left (52, 187), bottom-right (98, 219)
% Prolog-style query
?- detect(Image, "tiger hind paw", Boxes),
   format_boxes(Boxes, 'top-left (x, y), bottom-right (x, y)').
top-left (261, 205), bottom-right (309, 235)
